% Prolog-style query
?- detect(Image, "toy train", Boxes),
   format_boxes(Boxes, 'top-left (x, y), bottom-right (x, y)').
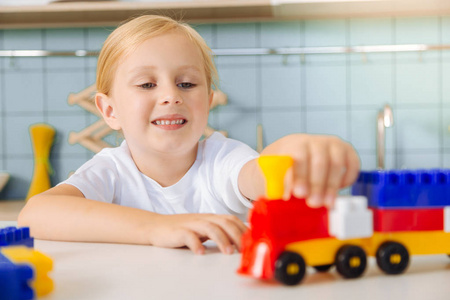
top-left (237, 156), bottom-right (450, 285)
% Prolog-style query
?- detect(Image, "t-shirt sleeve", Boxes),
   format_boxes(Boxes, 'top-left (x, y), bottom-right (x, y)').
top-left (60, 152), bottom-right (118, 203)
top-left (208, 134), bottom-right (259, 214)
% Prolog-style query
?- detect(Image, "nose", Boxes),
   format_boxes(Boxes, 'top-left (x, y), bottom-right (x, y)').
top-left (158, 86), bottom-right (183, 105)
top-left (161, 97), bottom-right (182, 105)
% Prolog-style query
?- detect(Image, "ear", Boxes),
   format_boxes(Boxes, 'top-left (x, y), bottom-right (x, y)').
top-left (208, 90), bottom-right (214, 107)
top-left (95, 93), bottom-right (121, 130)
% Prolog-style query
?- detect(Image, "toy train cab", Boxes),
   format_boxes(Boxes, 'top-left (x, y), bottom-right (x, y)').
top-left (237, 156), bottom-right (450, 286)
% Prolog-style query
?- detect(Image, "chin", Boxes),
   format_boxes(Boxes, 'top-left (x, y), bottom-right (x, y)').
top-left (155, 139), bottom-right (198, 154)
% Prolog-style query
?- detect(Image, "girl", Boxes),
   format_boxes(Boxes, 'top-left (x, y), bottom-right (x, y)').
top-left (19, 15), bottom-right (360, 255)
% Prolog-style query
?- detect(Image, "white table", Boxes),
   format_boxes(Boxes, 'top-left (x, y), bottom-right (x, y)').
top-left (2, 221), bottom-right (450, 300)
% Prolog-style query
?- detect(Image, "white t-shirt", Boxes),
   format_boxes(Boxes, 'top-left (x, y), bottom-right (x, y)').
top-left (62, 132), bottom-right (259, 219)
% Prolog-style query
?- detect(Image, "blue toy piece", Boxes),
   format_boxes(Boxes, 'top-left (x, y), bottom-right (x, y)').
top-left (352, 169), bottom-right (450, 208)
top-left (0, 251), bottom-right (34, 300)
top-left (0, 227), bottom-right (34, 248)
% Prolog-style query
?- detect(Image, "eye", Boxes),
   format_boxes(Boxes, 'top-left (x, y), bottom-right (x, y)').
top-left (139, 82), bottom-right (156, 89)
top-left (178, 82), bottom-right (196, 89)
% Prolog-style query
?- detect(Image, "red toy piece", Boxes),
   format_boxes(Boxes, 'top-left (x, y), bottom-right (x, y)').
top-left (372, 207), bottom-right (444, 232)
top-left (238, 196), bottom-right (329, 280)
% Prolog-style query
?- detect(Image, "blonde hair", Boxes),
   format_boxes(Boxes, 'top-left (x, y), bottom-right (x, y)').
top-left (96, 15), bottom-right (218, 95)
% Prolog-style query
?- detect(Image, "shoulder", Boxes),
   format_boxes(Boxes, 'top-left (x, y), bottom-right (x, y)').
top-left (96, 140), bottom-right (130, 159)
top-left (204, 132), bottom-right (252, 152)
top-left (74, 140), bottom-right (133, 176)
top-left (202, 132), bottom-right (259, 164)
top-left (61, 141), bottom-right (135, 202)
top-left (96, 140), bottom-right (132, 163)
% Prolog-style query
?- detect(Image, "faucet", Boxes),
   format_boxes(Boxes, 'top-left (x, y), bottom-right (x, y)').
top-left (377, 104), bottom-right (394, 169)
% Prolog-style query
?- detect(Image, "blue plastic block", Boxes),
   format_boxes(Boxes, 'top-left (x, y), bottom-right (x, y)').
top-left (351, 171), bottom-right (369, 196)
top-left (0, 252), bottom-right (34, 300)
top-left (351, 169), bottom-right (450, 208)
top-left (0, 227), bottom-right (34, 248)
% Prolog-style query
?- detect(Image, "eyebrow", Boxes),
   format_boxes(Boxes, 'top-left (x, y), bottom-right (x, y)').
top-left (127, 65), bottom-right (156, 77)
top-left (177, 65), bottom-right (202, 73)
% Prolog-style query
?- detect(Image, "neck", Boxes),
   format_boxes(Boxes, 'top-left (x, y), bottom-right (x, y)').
top-left (129, 143), bottom-right (199, 187)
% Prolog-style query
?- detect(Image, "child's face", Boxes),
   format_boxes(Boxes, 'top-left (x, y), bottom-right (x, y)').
top-left (105, 31), bottom-right (213, 156)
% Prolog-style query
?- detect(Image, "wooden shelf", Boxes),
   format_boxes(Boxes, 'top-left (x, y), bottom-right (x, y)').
top-left (2, 0), bottom-right (450, 29)
top-left (0, 0), bottom-right (273, 29)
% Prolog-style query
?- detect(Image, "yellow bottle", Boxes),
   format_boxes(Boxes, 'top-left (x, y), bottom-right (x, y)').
top-left (26, 123), bottom-right (56, 200)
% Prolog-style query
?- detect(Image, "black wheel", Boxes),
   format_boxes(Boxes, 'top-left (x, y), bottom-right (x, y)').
top-left (274, 251), bottom-right (306, 286)
top-left (314, 264), bottom-right (333, 272)
top-left (335, 245), bottom-right (367, 279)
top-left (376, 242), bottom-right (409, 275)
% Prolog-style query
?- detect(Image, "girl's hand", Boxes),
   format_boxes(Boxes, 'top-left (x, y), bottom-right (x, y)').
top-left (261, 134), bottom-right (360, 207)
top-left (147, 213), bottom-right (247, 255)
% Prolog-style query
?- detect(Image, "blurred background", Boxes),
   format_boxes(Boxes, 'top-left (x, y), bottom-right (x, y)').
top-left (1, 0), bottom-right (450, 199)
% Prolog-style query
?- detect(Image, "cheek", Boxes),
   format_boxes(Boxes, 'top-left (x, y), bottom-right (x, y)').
top-left (196, 100), bottom-right (211, 121)
top-left (117, 102), bottom-right (153, 129)
top-left (189, 91), bottom-right (209, 109)
top-left (124, 94), bottom-right (154, 114)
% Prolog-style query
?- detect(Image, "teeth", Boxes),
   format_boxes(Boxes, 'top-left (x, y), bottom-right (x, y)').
top-left (154, 119), bottom-right (185, 125)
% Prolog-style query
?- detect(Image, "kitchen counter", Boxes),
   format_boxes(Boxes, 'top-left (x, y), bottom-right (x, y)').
top-left (0, 200), bottom-right (25, 221)
top-left (6, 235), bottom-right (450, 300)
top-left (0, 217), bottom-right (450, 299)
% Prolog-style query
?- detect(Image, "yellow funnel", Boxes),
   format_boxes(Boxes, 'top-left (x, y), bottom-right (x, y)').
top-left (26, 123), bottom-right (56, 200)
top-left (258, 155), bottom-right (293, 200)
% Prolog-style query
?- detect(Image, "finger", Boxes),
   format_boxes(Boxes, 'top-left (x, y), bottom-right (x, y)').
top-left (212, 216), bottom-right (246, 251)
top-left (182, 229), bottom-right (205, 255)
top-left (197, 221), bottom-right (234, 255)
top-left (224, 215), bottom-right (248, 234)
top-left (340, 143), bottom-right (361, 188)
top-left (324, 142), bottom-right (347, 206)
top-left (282, 168), bottom-right (294, 200)
top-left (291, 142), bottom-right (309, 199)
top-left (307, 140), bottom-right (329, 207)
top-left (199, 236), bottom-right (210, 243)
top-left (204, 214), bottom-right (247, 234)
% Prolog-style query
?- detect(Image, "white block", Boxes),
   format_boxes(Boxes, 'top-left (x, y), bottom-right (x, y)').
top-left (444, 207), bottom-right (450, 233)
top-left (329, 196), bottom-right (373, 240)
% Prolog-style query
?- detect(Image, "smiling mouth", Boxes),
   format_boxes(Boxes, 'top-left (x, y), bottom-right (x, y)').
top-left (152, 119), bottom-right (187, 125)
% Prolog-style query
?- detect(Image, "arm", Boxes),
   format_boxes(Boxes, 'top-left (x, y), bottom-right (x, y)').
top-left (18, 184), bottom-right (246, 255)
top-left (238, 134), bottom-right (360, 206)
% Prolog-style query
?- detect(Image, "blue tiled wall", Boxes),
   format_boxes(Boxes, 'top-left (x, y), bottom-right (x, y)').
top-left (1, 16), bottom-right (450, 199)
